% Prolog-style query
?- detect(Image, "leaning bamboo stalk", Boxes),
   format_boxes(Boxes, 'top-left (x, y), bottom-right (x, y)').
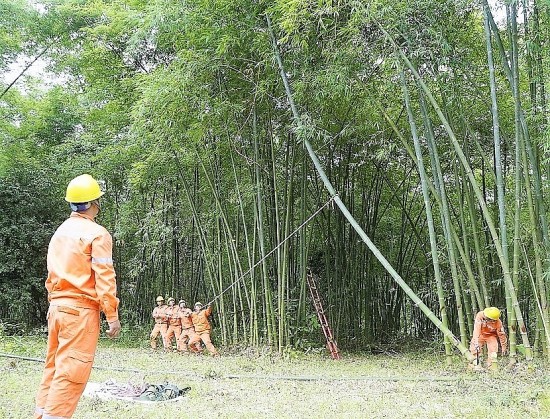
top-left (465, 180), bottom-right (490, 307)
top-left (455, 166), bottom-right (481, 316)
top-left (267, 14), bottom-right (474, 361)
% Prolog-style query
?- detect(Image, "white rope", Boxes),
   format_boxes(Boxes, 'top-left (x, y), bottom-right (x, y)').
top-left (207, 196), bottom-right (335, 305)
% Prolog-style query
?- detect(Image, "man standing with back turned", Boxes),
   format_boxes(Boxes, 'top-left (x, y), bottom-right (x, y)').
top-left (34, 174), bottom-right (121, 419)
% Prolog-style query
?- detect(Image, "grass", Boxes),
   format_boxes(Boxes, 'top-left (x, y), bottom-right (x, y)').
top-left (0, 335), bottom-right (549, 418)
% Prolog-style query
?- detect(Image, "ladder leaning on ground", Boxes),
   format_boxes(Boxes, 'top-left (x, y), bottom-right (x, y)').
top-left (307, 271), bottom-right (341, 360)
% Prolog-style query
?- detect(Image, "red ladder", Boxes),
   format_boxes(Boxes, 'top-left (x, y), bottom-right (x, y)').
top-left (306, 271), bottom-right (341, 360)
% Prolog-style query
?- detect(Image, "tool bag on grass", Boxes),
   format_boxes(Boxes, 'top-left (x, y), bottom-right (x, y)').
top-left (137, 383), bottom-right (191, 401)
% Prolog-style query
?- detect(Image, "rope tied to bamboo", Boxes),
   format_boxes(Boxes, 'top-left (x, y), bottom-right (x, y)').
top-left (205, 195), bottom-right (335, 305)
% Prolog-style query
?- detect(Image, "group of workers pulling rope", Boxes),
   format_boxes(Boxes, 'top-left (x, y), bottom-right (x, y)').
top-left (150, 296), bottom-right (219, 356)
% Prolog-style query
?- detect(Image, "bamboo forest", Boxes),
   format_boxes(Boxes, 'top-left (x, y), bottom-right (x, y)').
top-left (1, 0), bottom-right (550, 364)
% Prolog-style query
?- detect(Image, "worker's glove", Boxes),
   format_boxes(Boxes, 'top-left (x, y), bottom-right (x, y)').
top-left (106, 319), bottom-right (121, 338)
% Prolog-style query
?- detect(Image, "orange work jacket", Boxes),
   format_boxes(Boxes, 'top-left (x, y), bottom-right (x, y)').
top-left (179, 308), bottom-right (194, 329)
top-left (165, 305), bottom-right (181, 326)
top-left (152, 305), bottom-right (168, 324)
top-left (191, 306), bottom-right (212, 333)
top-left (45, 212), bottom-right (119, 322)
top-left (472, 311), bottom-right (507, 352)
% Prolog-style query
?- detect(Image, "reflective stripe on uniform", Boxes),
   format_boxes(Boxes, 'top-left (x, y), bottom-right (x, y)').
top-left (35, 407), bottom-right (44, 415)
top-left (92, 257), bottom-right (113, 264)
top-left (43, 413), bottom-right (69, 419)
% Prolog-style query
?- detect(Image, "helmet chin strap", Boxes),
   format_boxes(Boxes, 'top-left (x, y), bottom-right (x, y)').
top-left (70, 202), bottom-right (92, 212)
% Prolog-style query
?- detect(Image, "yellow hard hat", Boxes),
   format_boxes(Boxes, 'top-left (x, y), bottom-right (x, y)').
top-left (65, 174), bottom-right (104, 203)
top-left (194, 302), bottom-right (203, 307)
top-left (167, 297), bottom-right (175, 303)
top-left (484, 307), bottom-right (501, 320)
top-left (156, 296), bottom-right (164, 302)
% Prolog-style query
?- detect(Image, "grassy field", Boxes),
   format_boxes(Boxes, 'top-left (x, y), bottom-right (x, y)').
top-left (0, 335), bottom-right (549, 418)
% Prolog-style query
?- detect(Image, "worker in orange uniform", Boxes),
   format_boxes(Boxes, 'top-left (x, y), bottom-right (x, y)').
top-left (177, 300), bottom-right (199, 353)
top-left (34, 174), bottom-right (121, 419)
top-left (188, 302), bottom-right (219, 356)
top-left (164, 297), bottom-right (182, 351)
top-left (150, 296), bottom-right (168, 349)
top-left (469, 307), bottom-right (507, 368)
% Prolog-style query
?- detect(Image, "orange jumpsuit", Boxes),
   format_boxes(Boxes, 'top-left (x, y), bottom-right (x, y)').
top-left (164, 305), bottom-right (182, 350)
top-left (469, 311), bottom-right (507, 366)
top-left (150, 304), bottom-right (168, 349)
top-left (35, 212), bottom-right (119, 419)
top-left (188, 306), bottom-right (219, 355)
top-left (177, 307), bottom-right (199, 352)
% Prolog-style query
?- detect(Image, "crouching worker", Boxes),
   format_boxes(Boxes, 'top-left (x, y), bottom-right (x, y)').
top-left (35, 174), bottom-right (121, 419)
top-left (150, 296), bottom-right (168, 349)
top-left (188, 302), bottom-right (219, 356)
top-left (469, 307), bottom-right (507, 369)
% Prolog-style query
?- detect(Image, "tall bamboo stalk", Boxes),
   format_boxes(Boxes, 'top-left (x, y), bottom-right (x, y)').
top-left (483, 2), bottom-right (516, 357)
top-left (229, 146), bottom-right (256, 342)
top-left (379, 100), bottom-right (484, 312)
top-left (400, 69), bottom-right (453, 359)
top-left (520, 125), bottom-right (550, 357)
top-left (423, 115), bottom-right (468, 348)
top-left (485, 0), bottom-right (549, 250)
top-left (378, 23), bottom-right (533, 360)
top-left (253, 109), bottom-right (276, 344)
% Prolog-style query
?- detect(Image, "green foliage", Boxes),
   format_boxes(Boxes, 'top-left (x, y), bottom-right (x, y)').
top-left (0, 160), bottom-right (64, 327)
top-left (0, 0), bottom-right (39, 68)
